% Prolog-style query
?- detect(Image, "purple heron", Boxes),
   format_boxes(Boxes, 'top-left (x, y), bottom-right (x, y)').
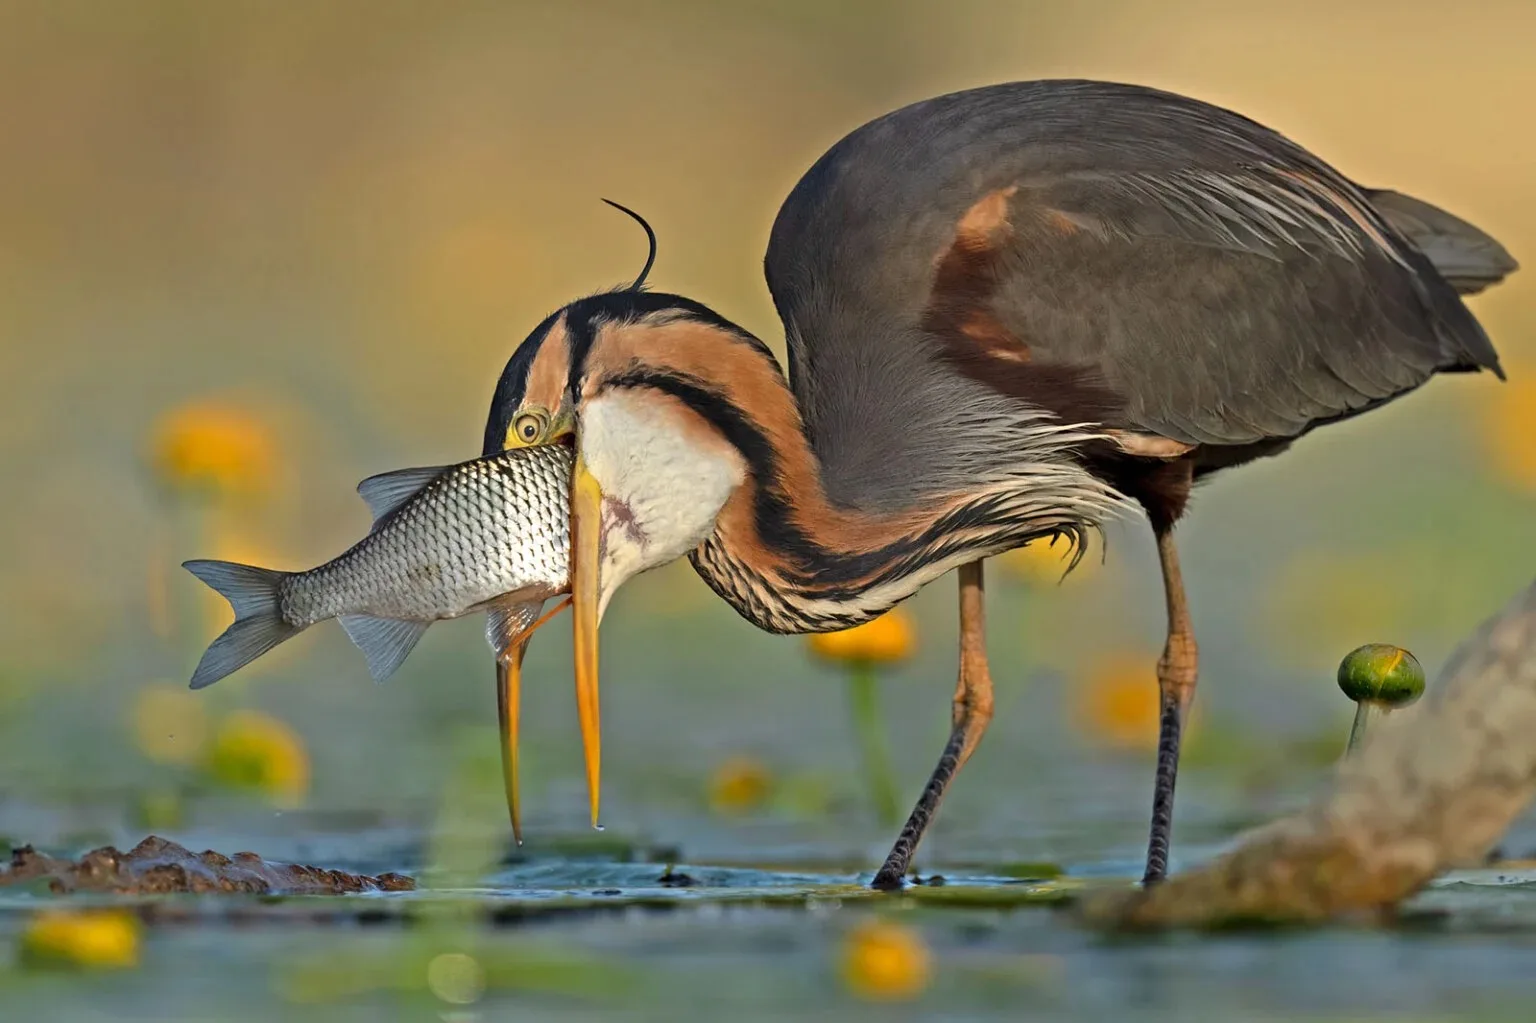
top-left (483, 80), bottom-right (1514, 887)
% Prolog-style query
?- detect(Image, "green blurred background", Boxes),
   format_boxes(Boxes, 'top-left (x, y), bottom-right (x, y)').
top-left (1, 0), bottom-right (1534, 874)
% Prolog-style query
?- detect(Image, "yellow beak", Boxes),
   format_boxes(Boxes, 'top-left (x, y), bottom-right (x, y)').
top-left (570, 452), bottom-right (604, 829)
top-left (495, 597), bottom-right (572, 846)
top-left (495, 645), bottom-right (526, 846)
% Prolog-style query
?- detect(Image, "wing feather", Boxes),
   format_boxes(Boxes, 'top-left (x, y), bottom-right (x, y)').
top-left (980, 171), bottom-right (1464, 445)
top-left (766, 80), bottom-right (1507, 503)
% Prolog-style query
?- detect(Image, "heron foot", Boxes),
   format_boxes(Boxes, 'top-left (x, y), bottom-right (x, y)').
top-left (870, 561), bottom-right (995, 890)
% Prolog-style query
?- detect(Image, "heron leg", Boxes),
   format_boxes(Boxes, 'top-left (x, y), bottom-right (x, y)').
top-left (871, 560), bottom-right (994, 890)
top-left (1142, 525), bottom-right (1198, 885)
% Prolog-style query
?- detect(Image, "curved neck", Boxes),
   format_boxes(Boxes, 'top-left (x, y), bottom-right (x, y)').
top-left (591, 317), bottom-right (1094, 634)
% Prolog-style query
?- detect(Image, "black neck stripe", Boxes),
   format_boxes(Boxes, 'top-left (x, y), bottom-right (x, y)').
top-left (601, 368), bottom-right (989, 595)
top-left (602, 367), bottom-right (826, 571)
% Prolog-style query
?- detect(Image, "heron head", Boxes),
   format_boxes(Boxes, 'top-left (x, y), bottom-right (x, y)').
top-left (485, 289), bottom-right (775, 611)
top-left (483, 281), bottom-right (788, 825)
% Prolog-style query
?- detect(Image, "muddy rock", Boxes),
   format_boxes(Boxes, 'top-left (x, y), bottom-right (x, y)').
top-left (1, 836), bottom-right (414, 895)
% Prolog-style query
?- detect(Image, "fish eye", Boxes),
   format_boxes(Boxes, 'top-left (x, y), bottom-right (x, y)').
top-left (512, 410), bottom-right (548, 446)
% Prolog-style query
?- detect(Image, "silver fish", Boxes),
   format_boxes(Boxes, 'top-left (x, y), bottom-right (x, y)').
top-left (183, 444), bottom-right (573, 689)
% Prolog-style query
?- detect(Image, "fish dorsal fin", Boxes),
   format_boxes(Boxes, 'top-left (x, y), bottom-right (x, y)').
top-left (356, 466), bottom-right (447, 530)
top-left (485, 599), bottom-right (545, 660)
top-left (337, 615), bottom-right (431, 682)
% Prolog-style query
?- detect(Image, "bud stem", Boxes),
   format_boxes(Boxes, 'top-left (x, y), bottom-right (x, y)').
top-left (1346, 701), bottom-right (1385, 755)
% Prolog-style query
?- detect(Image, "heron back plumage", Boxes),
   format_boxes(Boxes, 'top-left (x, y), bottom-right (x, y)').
top-left (766, 79), bottom-right (1510, 507)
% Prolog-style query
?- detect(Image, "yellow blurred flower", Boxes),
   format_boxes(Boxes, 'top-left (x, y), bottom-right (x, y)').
top-left (148, 400), bottom-right (276, 502)
top-left (1074, 652), bottom-right (1162, 751)
top-left (131, 683), bottom-right (209, 765)
top-left (839, 918), bottom-right (931, 1002)
top-left (21, 910), bottom-right (140, 969)
top-left (999, 537), bottom-right (1094, 585)
top-left (1482, 359), bottom-right (1536, 491)
top-left (807, 608), bottom-right (916, 666)
top-left (205, 709), bottom-right (310, 806)
top-left (708, 756), bottom-right (773, 816)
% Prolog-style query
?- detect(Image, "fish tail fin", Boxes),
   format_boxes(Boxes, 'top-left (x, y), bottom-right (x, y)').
top-left (182, 560), bottom-right (301, 689)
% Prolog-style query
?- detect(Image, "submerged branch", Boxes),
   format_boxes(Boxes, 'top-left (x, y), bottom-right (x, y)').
top-left (1086, 578), bottom-right (1536, 928)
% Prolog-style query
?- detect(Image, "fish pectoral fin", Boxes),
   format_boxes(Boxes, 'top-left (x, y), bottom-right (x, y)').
top-left (484, 596), bottom-right (572, 659)
top-left (356, 466), bottom-right (449, 530)
top-left (338, 615), bottom-right (431, 682)
top-left (485, 599), bottom-right (546, 660)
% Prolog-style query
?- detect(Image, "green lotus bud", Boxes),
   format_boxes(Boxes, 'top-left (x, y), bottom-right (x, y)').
top-left (1338, 644), bottom-right (1426, 755)
top-left (1337, 644), bottom-right (1426, 709)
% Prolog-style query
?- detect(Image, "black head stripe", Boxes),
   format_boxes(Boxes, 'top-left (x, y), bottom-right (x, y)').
top-left (485, 291), bottom-right (775, 458)
top-left (483, 309), bottom-right (560, 456)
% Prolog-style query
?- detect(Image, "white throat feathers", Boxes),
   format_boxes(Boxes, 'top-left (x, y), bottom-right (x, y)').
top-left (577, 387), bottom-right (747, 617)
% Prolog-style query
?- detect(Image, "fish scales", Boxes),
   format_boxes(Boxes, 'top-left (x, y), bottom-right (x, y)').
top-left (182, 443), bottom-right (572, 689)
top-left (283, 449), bottom-right (571, 625)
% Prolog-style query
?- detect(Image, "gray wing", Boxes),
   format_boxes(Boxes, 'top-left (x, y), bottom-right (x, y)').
top-left (767, 79), bottom-right (1508, 473)
top-left (958, 164), bottom-right (1502, 446)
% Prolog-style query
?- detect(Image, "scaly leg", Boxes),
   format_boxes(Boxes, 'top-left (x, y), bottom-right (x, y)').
top-left (1141, 526), bottom-right (1199, 885)
top-left (871, 561), bottom-right (995, 890)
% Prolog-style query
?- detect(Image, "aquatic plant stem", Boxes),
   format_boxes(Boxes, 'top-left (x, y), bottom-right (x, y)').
top-left (1345, 701), bottom-right (1383, 755)
top-left (847, 663), bottom-right (899, 828)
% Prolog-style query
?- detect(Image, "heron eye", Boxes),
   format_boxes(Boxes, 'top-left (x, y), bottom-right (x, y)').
top-left (512, 411), bottom-right (546, 445)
